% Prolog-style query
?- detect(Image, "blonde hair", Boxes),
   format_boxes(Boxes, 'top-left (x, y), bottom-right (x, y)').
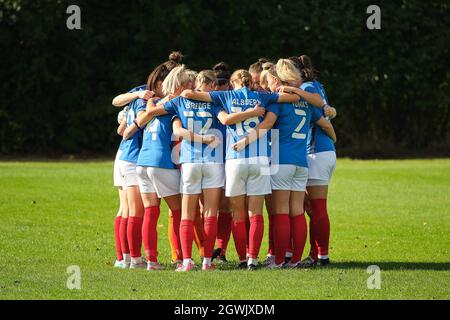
top-left (195, 70), bottom-right (216, 90)
top-left (259, 69), bottom-right (270, 89)
top-left (230, 69), bottom-right (252, 88)
top-left (276, 59), bottom-right (301, 83)
top-left (162, 65), bottom-right (197, 95)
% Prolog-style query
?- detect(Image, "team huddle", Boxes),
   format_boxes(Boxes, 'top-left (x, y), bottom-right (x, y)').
top-left (111, 52), bottom-right (337, 272)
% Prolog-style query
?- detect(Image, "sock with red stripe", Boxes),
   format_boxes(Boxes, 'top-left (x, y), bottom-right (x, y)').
top-left (273, 214), bottom-right (290, 265)
top-left (127, 216), bottom-right (143, 258)
top-left (142, 206), bottom-right (160, 263)
top-left (291, 214), bottom-right (308, 263)
top-left (310, 199), bottom-right (330, 258)
top-left (232, 220), bottom-right (247, 262)
top-left (119, 217), bottom-right (129, 255)
top-left (217, 211), bottom-right (232, 255)
top-left (248, 214), bottom-right (264, 260)
top-left (180, 219), bottom-right (194, 260)
top-left (114, 216), bottom-right (123, 261)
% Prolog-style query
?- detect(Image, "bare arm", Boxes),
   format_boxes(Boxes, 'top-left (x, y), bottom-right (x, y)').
top-left (117, 117), bottom-right (127, 136)
top-left (217, 104), bottom-right (265, 126)
top-left (172, 119), bottom-right (219, 147)
top-left (180, 90), bottom-right (213, 102)
top-left (232, 112), bottom-right (278, 151)
top-left (278, 87), bottom-right (324, 107)
top-left (122, 98), bottom-right (171, 140)
top-left (112, 90), bottom-right (153, 107)
top-left (315, 117), bottom-right (337, 143)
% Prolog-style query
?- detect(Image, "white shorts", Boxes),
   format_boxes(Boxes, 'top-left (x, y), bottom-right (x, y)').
top-left (180, 163), bottom-right (225, 195)
top-left (225, 157), bottom-right (272, 197)
top-left (306, 151), bottom-right (337, 187)
top-left (113, 150), bottom-right (124, 188)
top-left (136, 166), bottom-right (180, 198)
top-left (271, 165), bottom-right (308, 191)
top-left (118, 160), bottom-right (139, 189)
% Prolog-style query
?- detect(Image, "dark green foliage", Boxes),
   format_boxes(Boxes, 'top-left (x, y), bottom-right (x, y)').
top-left (1, 0), bottom-right (449, 157)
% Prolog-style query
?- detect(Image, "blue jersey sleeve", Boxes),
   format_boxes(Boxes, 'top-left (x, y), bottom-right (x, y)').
top-left (209, 91), bottom-right (230, 107)
top-left (301, 83), bottom-right (318, 95)
top-left (266, 103), bottom-right (280, 117)
top-left (311, 107), bottom-right (323, 123)
top-left (259, 92), bottom-right (279, 107)
top-left (135, 98), bottom-right (146, 113)
top-left (163, 97), bottom-right (180, 115)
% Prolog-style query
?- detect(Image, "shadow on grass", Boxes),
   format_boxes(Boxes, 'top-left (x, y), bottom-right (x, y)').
top-left (308, 261), bottom-right (450, 271)
top-left (209, 261), bottom-right (450, 271)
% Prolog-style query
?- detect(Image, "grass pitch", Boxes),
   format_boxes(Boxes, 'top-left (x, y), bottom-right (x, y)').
top-left (0, 159), bottom-right (449, 300)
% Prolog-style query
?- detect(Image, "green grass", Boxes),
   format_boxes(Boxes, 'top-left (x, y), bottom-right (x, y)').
top-left (0, 159), bottom-right (449, 300)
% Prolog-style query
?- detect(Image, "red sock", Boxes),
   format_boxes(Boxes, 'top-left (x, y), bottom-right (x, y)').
top-left (308, 215), bottom-right (318, 260)
top-left (142, 206), bottom-right (160, 262)
top-left (217, 211), bottom-right (232, 255)
top-left (268, 214), bottom-right (275, 256)
top-left (291, 214), bottom-right (307, 263)
top-left (180, 219), bottom-right (194, 260)
top-left (248, 215), bottom-right (264, 259)
top-left (245, 215), bottom-right (250, 254)
top-left (169, 209), bottom-right (182, 261)
top-left (119, 217), bottom-right (129, 254)
top-left (204, 216), bottom-right (218, 259)
top-left (273, 214), bottom-right (290, 265)
top-left (232, 220), bottom-right (247, 262)
top-left (310, 199), bottom-right (330, 257)
top-left (114, 216), bottom-right (123, 261)
top-left (127, 216), bottom-right (143, 258)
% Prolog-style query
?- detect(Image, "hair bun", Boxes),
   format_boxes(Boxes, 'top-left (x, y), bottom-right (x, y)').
top-left (213, 62), bottom-right (229, 72)
top-left (258, 58), bottom-right (269, 64)
top-left (169, 51), bottom-right (184, 64)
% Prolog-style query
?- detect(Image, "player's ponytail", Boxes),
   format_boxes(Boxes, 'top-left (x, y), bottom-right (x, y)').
top-left (230, 69), bottom-right (252, 88)
top-left (298, 55), bottom-right (318, 82)
top-left (213, 62), bottom-right (231, 86)
top-left (147, 51), bottom-right (184, 93)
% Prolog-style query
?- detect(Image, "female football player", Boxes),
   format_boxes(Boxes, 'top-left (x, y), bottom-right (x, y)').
top-left (277, 56), bottom-right (338, 267)
top-left (112, 85), bottom-right (149, 269)
top-left (112, 107), bottom-right (129, 268)
top-left (117, 52), bottom-right (183, 269)
top-left (211, 62), bottom-right (233, 263)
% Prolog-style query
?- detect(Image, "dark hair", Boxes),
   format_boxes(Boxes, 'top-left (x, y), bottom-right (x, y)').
top-left (147, 51), bottom-right (184, 91)
top-left (288, 56), bottom-right (302, 72)
top-left (213, 62), bottom-right (230, 86)
top-left (295, 54), bottom-right (318, 82)
top-left (249, 58), bottom-right (271, 74)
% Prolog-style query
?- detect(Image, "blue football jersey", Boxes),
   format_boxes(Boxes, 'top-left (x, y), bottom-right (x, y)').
top-left (267, 101), bottom-right (321, 168)
top-left (164, 96), bottom-right (224, 164)
top-left (209, 87), bottom-right (279, 160)
top-left (137, 112), bottom-right (177, 169)
top-left (119, 85), bottom-right (146, 163)
top-left (305, 81), bottom-right (336, 154)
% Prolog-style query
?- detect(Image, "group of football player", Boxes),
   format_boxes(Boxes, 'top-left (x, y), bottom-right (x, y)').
top-left (110, 51), bottom-right (337, 272)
